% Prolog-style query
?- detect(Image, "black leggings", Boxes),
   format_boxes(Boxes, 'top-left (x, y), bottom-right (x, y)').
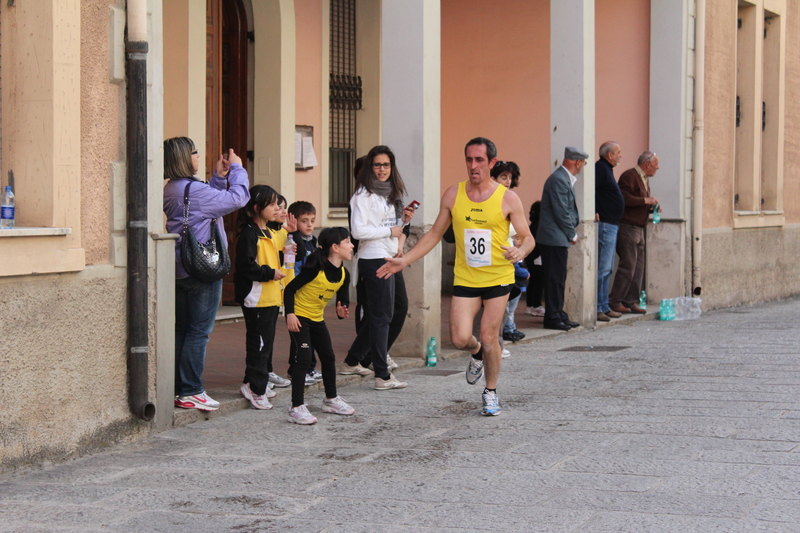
top-left (289, 316), bottom-right (338, 407)
top-left (241, 305), bottom-right (279, 395)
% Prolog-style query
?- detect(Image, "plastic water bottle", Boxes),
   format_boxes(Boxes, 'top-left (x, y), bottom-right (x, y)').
top-left (1, 186), bottom-right (15, 229)
top-left (426, 337), bottom-right (437, 367)
top-left (652, 204), bottom-right (661, 224)
top-left (639, 291), bottom-right (647, 311)
top-left (659, 299), bottom-right (674, 321)
top-left (283, 234), bottom-right (296, 269)
top-left (673, 297), bottom-right (703, 320)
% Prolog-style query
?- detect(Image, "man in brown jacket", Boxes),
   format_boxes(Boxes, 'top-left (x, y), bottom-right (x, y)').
top-left (609, 151), bottom-right (660, 314)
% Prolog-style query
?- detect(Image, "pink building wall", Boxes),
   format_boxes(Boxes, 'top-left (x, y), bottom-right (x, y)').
top-left (595, 0), bottom-right (651, 170)
top-left (441, 0), bottom-right (651, 217)
top-left (294, 0), bottom-right (323, 213)
top-left (441, 0), bottom-right (550, 214)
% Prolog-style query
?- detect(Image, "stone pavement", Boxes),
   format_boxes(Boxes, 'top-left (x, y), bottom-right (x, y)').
top-left (2, 299), bottom-right (800, 532)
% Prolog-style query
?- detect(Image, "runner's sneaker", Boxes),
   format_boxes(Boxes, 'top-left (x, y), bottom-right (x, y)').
top-left (481, 390), bottom-right (501, 416)
top-left (466, 357), bottom-right (484, 385)
top-left (174, 392), bottom-right (219, 411)
top-left (386, 354), bottom-right (399, 370)
top-left (374, 374), bottom-right (408, 390)
top-left (338, 363), bottom-right (372, 376)
top-left (288, 404), bottom-right (318, 425)
top-left (321, 396), bottom-right (355, 415)
top-left (501, 349), bottom-right (511, 359)
top-left (304, 372), bottom-right (317, 386)
top-left (268, 372), bottom-right (291, 388)
top-left (525, 306), bottom-right (545, 317)
top-left (239, 383), bottom-right (273, 410)
top-left (310, 369), bottom-right (323, 382)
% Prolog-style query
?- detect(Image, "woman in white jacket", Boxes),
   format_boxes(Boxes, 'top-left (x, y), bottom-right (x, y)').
top-left (342, 145), bottom-right (413, 390)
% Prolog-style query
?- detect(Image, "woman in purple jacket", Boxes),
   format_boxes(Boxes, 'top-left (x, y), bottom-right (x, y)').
top-left (163, 137), bottom-right (250, 411)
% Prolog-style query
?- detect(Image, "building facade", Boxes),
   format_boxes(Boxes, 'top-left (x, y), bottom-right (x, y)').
top-left (1, 0), bottom-right (798, 469)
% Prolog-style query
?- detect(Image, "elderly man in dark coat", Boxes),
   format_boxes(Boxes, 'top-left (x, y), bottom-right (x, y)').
top-left (536, 146), bottom-right (587, 331)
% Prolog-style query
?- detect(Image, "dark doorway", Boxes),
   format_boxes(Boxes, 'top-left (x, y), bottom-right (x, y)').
top-left (207, 0), bottom-right (249, 304)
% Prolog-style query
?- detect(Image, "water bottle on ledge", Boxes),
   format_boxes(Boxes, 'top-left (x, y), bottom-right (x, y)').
top-left (652, 204), bottom-right (660, 224)
top-left (1, 186), bottom-right (15, 229)
top-left (639, 291), bottom-right (647, 311)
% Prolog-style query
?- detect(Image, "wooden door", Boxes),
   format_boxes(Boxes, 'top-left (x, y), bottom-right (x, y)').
top-left (207, 0), bottom-right (249, 304)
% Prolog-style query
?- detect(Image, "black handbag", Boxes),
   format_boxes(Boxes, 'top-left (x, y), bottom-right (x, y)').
top-left (180, 181), bottom-right (231, 282)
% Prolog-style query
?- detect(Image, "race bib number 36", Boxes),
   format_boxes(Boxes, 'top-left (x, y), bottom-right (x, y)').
top-left (464, 229), bottom-right (492, 267)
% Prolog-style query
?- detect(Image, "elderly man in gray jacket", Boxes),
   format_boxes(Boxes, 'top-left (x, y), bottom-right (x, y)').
top-left (536, 146), bottom-right (587, 331)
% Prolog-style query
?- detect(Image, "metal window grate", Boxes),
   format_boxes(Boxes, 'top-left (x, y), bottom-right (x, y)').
top-left (329, 0), bottom-right (361, 208)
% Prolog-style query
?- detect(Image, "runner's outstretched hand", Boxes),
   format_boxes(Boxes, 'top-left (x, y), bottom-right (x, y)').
top-left (377, 257), bottom-right (404, 279)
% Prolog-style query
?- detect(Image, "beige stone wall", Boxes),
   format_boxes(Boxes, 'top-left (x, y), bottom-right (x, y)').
top-left (0, 0), bottom-right (140, 471)
top-left (0, 267), bottom-right (147, 470)
top-left (701, 226), bottom-right (800, 308)
top-left (82, 0), bottom-right (124, 265)
top-left (783, 0), bottom-right (800, 224)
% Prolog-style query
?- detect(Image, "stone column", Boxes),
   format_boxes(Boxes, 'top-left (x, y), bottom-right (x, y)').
top-left (551, 0), bottom-right (597, 326)
top-left (380, 0), bottom-right (441, 357)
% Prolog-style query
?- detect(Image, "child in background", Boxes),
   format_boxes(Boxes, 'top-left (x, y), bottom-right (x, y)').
top-left (502, 233), bottom-right (530, 345)
top-left (284, 227), bottom-right (355, 425)
top-left (524, 201), bottom-right (545, 317)
top-left (234, 185), bottom-right (285, 410)
top-left (264, 194), bottom-right (296, 388)
top-left (287, 201), bottom-right (321, 386)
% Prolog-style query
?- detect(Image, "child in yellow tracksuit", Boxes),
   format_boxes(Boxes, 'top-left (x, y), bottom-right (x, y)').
top-left (234, 185), bottom-right (288, 410)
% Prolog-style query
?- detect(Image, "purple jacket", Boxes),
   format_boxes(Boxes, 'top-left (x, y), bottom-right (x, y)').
top-left (163, 163), bottom-right (250, 279)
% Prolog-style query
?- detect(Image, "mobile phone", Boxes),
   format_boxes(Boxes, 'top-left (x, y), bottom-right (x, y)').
top-left (408, 200), bottom-right (420, 209)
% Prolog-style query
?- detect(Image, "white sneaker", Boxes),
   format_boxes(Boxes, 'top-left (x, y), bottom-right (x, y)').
top-left (374, 374), bottom-right (408, 390)
top-left (322, 396), bottom-right (355, 415)
top-left (339, 363), bottom-right (372, 376)
top-left (525, 306), bottom-right (545, 317)
top-left (174, 392), bottom-right (220, 411)
top-left (239, 383), bottom-right (273, 410)
top-left (310, 369), bottom-right (323, 382)
top-left (501, 349), bottom-right (511, 359)
top-left (303, 372), bottom-right (317, 386)
top-left (386, 354), bottom-right (399, 370)
top-left (288, 404), bottom-right (317, 425)
top-left (268, 372), bottom-right (291, 388)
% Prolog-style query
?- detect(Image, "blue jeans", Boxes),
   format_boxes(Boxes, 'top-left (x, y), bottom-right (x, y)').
top-left (597, 222), bottom-right (619, 313)
top-left (175, 277), bottom-right (222, 396)
top-left (503, 293), bottom-right (522, 333)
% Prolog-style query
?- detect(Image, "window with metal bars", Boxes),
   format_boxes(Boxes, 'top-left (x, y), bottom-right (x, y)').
top-left (329, 0), bottom-right (361, 208)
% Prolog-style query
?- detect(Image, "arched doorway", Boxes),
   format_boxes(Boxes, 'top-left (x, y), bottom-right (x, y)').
top-left (207, 0), bottom-right (250, 303)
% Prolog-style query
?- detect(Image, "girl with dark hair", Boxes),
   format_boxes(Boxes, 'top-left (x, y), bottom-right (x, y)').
top-left (234, 185), bottom-right (288, 410)
top-left (339, 146), bottom-right (414, 389)
top-left (163, 139), bottom-right (250, 411)
top-left (284, 227), bottom-right (354, 424)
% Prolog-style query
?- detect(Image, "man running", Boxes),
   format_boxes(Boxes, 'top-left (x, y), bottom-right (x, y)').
top-left (377, 137), bottom-right (534, 415)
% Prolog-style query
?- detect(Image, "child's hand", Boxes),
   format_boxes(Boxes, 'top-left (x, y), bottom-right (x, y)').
top-left (336, 302), bottom-right (349, 319)
top-left (284, 213), bottom-right (297, 233)
top-left (274, 269), bottom-right (286, 281)
top-left (286, 313), bottom-right (301, 332)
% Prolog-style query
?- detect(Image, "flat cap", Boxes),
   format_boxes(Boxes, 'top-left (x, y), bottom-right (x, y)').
top-left (564, 146), bottom-right (589, 160)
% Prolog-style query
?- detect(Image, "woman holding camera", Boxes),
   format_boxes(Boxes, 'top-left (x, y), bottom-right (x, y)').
top-left (163, 137), bottom-right (250, 410)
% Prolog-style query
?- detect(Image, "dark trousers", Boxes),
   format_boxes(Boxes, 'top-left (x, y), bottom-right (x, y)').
top-left (609, 223), bottom-right (645, 308)
top-left (344, 258), bottom-right (395, 380)
top-left (241, 305), bottom-right (279, 395)
top-left (540, 244), bottom-right (570, 324)
top-left (289, 316), bottom-right (338, 408)
top-left (351, 269), bottom-right (407, 368)
top-left (525, 264), bottom-right (544, 307)
top-left (288, 337), bottom-right (317, 377)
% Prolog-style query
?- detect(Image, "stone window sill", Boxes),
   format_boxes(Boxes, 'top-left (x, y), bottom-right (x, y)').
top-left (0, 227), bottom-right (72, 237)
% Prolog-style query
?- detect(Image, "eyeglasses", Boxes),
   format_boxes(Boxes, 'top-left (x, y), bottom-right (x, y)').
top-left (495, 160), bottom-right (507, 166)
top-left (372, 163), bottom-right (391, 169)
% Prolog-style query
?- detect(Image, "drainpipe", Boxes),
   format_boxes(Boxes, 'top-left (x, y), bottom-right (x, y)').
top-left (691, 0), bottom-right (705, 297)
top-left (126, 0), bottom-right (155, 421)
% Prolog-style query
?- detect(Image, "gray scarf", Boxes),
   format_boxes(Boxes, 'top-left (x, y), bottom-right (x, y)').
top-left (369, 177), bottom-right (403, 220)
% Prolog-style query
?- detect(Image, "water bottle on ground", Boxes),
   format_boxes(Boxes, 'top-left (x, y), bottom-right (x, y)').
top-left (674, 297), bottom-right (702, 320)
top-left (283, 234), bottom-right (296, 270)
top-left (1, 186), bottom-right (15, 229)
top-left (652, 204), bottom-right (660, 224)
top-left (426, 337), bottom-right (437, 367)
top-left (639, 291), bottom-right (647, 311)
top-left (660, 299), bottom-right (674, 321)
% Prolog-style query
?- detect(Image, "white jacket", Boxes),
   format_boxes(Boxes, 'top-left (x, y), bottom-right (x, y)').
top-left (350, 187), bottom-right (401, 260)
